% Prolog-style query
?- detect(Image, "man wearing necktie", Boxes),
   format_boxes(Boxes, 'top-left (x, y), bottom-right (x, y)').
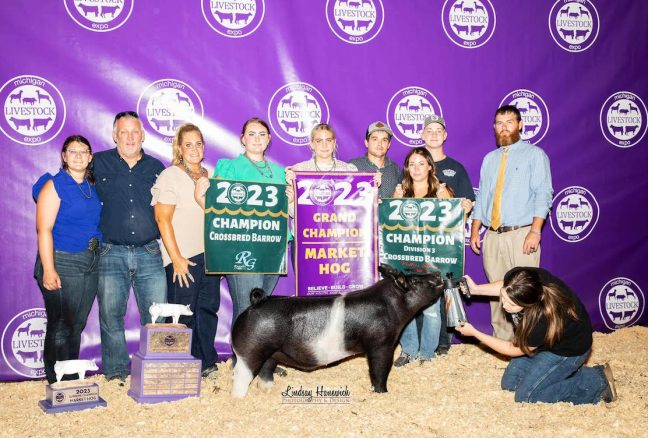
top-left (470, 105), bottom-right (553, 340)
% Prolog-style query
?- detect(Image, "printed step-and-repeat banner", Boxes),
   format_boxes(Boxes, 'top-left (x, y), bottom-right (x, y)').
top-left (1, 1), bottom-right (646, 380)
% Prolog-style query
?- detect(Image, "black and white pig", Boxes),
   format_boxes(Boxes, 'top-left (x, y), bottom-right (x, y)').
top-left (231, 264), bottom-right (444, 398)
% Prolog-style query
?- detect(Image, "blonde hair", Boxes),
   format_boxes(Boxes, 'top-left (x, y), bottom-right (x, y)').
top-left (171, 123), bottom-right (204, 165)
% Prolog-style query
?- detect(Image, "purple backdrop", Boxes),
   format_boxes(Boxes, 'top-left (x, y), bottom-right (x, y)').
top-left (1, 0), bottom-right (646, 381)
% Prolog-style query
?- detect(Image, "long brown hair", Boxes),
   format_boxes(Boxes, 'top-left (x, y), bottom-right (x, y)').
top-left (505, 269), bottom-right (579, 355)
top-left (401, 147), bottom-right (452, 198)
top-left (61, 135), bottom-right (94, 184)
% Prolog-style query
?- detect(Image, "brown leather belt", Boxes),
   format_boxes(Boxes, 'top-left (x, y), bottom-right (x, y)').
top-left (488, 224), bottom-right (531, 234)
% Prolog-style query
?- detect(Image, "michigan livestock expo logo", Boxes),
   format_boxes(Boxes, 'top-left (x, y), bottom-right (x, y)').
top-left (0, 75), bottom-right (66, 146)
top-left (441, 0), bottom-right (496, 49)
top-left (137, 79), bottom-right (204, 143)
top-left (548, 0), bottom-right (600, 53)
top-left (599, 91), bottom-right (647, 149)
top-left (325, 0), bottom-right (385, 44)
top-left (201, 0), bottom-right (265, 38)
top-left (227, 183), bottom-right (248, 205)
top-left (268, 82), bottom-right (329, 147)
top-left (599, 278), bottom-right (644, 330)
top-left (386, 87), bottom-right (442, 147)
top-left (309, 180), bottom-right (336, 206)
top-left (64, 0), bottom-right (134, 32)
top-left (550, 186), bottom-right (599, 242)
top-left (1, 308), bottom-right (47, 378)
top-left (499, 89), bottom-right (550, 144)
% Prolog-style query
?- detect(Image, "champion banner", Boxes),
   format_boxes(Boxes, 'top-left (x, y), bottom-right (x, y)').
top-left (204, 179), bottom-right (289, 274)
top-left (379, 198), bottom-right (465, 278)
top-left (294, 172), bottom-right (377, 297)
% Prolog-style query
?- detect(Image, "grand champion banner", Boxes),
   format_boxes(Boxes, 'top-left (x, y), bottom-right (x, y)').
top-left (204, 179), bottom-right (289, 274)
top-left (294, 172), bottom-right (377, 296)
top-left (379, 198), bottom-right (465, 278)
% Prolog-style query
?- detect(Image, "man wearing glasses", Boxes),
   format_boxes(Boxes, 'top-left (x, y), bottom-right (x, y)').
top-left (420, 115), bottom-right (475, 355)
top-left (92, 111), bottom-right (167, 383)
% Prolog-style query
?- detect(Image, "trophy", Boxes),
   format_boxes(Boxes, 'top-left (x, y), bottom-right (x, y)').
top-left (128, 303), bottom-right (202, 403)
top-left (39, 359), bottom-right (107, 414)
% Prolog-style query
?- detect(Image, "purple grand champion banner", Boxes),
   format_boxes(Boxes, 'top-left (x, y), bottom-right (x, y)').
top-left (294, 173), bottom-right (377, 296)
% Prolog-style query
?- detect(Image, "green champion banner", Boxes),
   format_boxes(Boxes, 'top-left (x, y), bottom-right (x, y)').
top-left (204, 179), bottom-right (289, 274)
top-left (379, 198), bottom-right (465, 278)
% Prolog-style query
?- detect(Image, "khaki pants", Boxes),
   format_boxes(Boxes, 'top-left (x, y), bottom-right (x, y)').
top-left (482, 227), bottom-right (541, 341)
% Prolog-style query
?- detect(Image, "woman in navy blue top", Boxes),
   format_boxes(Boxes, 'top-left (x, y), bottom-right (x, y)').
top-left (33, 135), bottom-right (102, 384)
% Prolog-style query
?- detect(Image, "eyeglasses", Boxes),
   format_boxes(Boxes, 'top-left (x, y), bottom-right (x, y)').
top-left (66, 149), bottom-right (91, 156)
top-left (113, 111), bottom-right (139, 125)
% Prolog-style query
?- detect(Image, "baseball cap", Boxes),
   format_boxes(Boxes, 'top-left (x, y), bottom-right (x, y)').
top-left (366, 121), bottom-right (393, 137)
top-left (423, 115), bottom-right (446, 130)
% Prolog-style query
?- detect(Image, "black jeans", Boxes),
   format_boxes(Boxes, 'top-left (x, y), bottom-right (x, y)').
top-left (34, 249), bottom-right (98, 383)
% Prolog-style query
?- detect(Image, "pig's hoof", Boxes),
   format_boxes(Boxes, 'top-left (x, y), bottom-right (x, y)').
top-left (258, 379), bottom-right (275, 391)
top-left (231, 388), bottom-right (248, 399)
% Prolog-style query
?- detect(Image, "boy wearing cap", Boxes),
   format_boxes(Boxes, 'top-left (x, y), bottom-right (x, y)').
top-left (350, 121), bottom-right (403, 199)
top-left (421, 115), bottom-right (475, 354)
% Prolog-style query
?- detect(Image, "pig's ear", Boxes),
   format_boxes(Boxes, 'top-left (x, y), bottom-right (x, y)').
top-left (397, 273), bottom-right (410, 290)
top-left (378, 263), bottom-right (399, 280)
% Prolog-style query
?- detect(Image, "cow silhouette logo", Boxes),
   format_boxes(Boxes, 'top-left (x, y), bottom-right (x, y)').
top-left (599, 278), bottom-right (644, 330)
top-left (325, 0), bottom-right (385, 45)
top-left (137, 79), bottom-right (204, 143)
top-left (268, 82), bottom-right (330, 147)
top-left (599, 91), bottom-right (647, 149)
top-left (228, 183), bottom-right (248, 205)
top-left (550, 186), bottom-right (599, 243)
top-left (441, 0), bottom-right (496, 49)
top-left (309, 180), bottom-right (336, 206)
top-left (64, 0), bottom-right (134, 32)
top-left (386, 86), bottom-right (442, 147)
top-left (1, 308), bottom-right (47, 379)
top-left (0, 75), bottom-right (66, 146)
top-left (465, 187), bottom-right (486, 246)
top-left (548, 0), bottom-right (600, 53)
top-left (201, 0), bottom-right (265, 38)
top-left (499, 89), bottom-right (550, 145)
top-left (400, 200), bottom-right (421, 222)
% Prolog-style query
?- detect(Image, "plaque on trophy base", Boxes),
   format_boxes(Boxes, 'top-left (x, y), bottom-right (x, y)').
top-left (129, 322), bottom-right (201, 404)
top-left (39, 381), bottom-right (107, 414)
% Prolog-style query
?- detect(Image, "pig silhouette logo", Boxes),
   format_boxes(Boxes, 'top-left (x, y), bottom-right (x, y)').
top-left (202, 0), bottom-right (265, 38)
top-left (499, 89), bottom-right (550, 145)
top-left (387, 86), bottom-right (442, 147)
top-left (1, 308), bottom-right (47, 378)
top-left (599, 91), bottom-right (646, 149)
top-left (268, 82), bottom-right (329, 147)
top-left (549, 0), bottom-right (599, 53)
top-left (326, 0), bottom-right (385, 44)
top-left (0, 75), bottom-right (66, 146)
top-left (550, 186), bottom-right (599, 243)
top-left (64, 0), bottom-right (133, 32)
top-left (442, 0), bottom-right (496, 49)
top-left (137, 79), bottom-right (204, 143)
top-left (599, 278), bottom-right (644, 330)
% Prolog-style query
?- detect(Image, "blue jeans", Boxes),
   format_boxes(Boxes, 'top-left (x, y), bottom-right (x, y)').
top-left (34, 249), bottom-right (98, 384)
top-left (97, 241), bottom-right (167, 378)
top-left (226, 273), bottom-right (279, 323)
top-left (501, 350), bottom-right (607, 404)
top-left (398, 299), bottom-right (441, 360)
top-left (166, 254), bottom-right (220, 369)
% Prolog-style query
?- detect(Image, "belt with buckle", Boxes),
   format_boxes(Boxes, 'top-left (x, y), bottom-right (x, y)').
top-left (488, 224), bottom-right (531, 234)
top-left (88, 237), bottom-right (100, 252)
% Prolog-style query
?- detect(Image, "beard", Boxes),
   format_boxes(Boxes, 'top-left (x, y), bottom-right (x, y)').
top-left (495, 129), bottom-right (521, 146)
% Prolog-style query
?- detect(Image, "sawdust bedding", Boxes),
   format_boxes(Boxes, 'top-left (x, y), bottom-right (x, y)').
top-left (1, 326), bottom-right (646, 438)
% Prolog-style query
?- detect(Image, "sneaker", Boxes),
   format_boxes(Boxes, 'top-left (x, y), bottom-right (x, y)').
top-left (600, 363), bottom-right (618, 403)
top-left (201, 364), bottom-right (218, 378)
top-left (394, 352), bottom-right (414, 367)
top-left (274, 366), bottom-right (288, 377)
top-left (106, 374), bottom-right (127, 386)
